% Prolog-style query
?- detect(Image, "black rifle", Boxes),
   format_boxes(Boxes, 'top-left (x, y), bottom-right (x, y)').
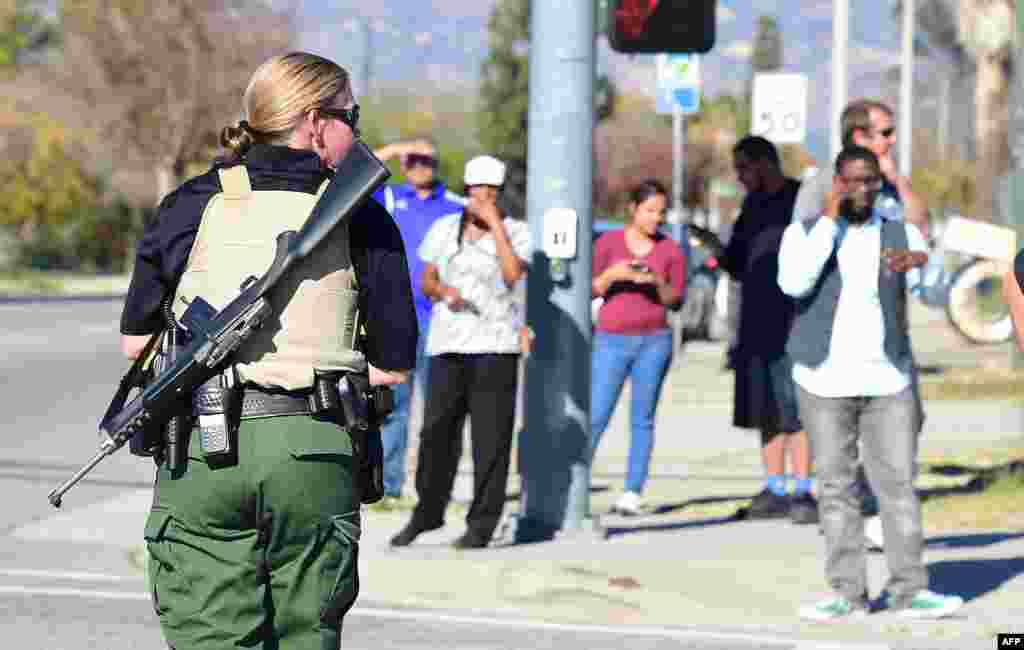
top-left (48, 142), bottom-right (390, 507)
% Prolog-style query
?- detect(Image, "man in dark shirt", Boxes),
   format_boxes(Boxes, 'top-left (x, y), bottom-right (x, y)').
top-left (711, 135), bottom-right (816, 524)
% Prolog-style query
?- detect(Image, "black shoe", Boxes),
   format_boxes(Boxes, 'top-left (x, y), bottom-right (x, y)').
top-left (744, 488), bottom-right (791, 519)
top-left (389, 521), bottom-right (437, 547)
top-left (452, 533), bottom-right (489, 550)
top-left (789, 493), bottom-right (820, 525)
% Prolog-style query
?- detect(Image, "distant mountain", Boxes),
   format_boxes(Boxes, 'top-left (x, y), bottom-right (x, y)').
top-left (299, 1), bottom-right (939, 164)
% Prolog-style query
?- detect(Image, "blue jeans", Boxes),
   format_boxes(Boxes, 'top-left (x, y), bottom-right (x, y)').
top-left (380, 321), bottom-right (429, 497)
top-left (590, 329), bottom-right (674, 494)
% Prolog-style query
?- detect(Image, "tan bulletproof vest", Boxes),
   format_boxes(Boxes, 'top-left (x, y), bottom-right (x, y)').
top-left (172, 165), bottom-right (365, 390)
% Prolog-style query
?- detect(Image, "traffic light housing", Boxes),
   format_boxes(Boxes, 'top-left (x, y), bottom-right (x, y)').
top-left (607, 0), bottom-right (716, 54)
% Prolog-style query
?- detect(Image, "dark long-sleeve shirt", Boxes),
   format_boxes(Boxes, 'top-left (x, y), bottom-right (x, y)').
top-left (120, 145), bottom-right (418, 372)
top-left (719, 177), bottom-right (801, 357)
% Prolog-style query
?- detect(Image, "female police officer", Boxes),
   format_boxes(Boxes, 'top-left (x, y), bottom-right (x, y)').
top-left (118, 52), bottom-right (417, 649)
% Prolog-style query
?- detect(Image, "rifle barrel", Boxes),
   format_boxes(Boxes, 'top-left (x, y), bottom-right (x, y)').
top-left (47, 437), bottom-right (119, 507)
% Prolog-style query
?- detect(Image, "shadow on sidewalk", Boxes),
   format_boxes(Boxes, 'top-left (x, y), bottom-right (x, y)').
top-left (925, 531), bottom-right (1024, 549)
top-left (650, 494), bottom-right (751, 516)
top-left (603, 513), bottom-right (742, 539)
top-left (927, 556), bottom-right (1024, 602)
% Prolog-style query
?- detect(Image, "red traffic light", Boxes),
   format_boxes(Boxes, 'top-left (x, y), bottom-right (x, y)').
top-left (607, 0), bottom-right (716, 54)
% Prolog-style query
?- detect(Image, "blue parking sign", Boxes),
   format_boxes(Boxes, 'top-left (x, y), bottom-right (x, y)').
top-left (656, 54), bottom-right (700, 115)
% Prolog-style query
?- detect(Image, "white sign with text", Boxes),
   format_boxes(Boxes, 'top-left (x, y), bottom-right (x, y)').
top-left (752, 73), bottom-right (808, 144)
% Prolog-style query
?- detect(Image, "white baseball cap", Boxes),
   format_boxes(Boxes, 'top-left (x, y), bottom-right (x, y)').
top-left (464, 155), bottom-right (506, 187)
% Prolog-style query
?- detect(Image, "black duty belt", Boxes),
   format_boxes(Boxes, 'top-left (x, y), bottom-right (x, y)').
top-left (239, 388), bottom-right (314, 420)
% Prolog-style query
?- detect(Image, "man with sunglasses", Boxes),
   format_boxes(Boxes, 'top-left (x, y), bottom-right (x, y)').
top-left (779, 146), bottom-right (962, 622)
top-left (794, 99), bottom-right (929, 238)
top-left (370, 138), bottom-right (467, 506)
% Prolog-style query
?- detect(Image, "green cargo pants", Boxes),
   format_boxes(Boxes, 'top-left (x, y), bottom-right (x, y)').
top-left (144, 413), bottom-right (361, 650)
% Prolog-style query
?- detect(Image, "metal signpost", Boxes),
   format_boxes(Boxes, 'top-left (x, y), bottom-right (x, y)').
top-left (657, 53), bottom-right (701, 360)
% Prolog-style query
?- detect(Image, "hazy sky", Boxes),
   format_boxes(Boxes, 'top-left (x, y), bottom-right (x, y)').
top-left (298, 1), bottom-right (928, 163)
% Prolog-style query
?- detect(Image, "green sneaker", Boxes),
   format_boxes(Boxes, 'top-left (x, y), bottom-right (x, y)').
top-left (799, 595), bottom-right (868, 622)
top-left (897, 590), bottom-right (964, 619)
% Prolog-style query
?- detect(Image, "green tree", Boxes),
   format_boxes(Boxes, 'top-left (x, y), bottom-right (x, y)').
top-left (0, 116), bottom-right (106, 266)
top-left (746, 15), bottom-right (783, 111)
top-left (477, 0), bottom-right (531, 217)
top-left (477, 0), bottom-right (616, 217)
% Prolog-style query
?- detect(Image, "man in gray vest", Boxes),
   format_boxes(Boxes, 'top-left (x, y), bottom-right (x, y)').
top-left (794, 99), bottom-right (931, 551)
top-left (779, 146), bottom-right (962, 621)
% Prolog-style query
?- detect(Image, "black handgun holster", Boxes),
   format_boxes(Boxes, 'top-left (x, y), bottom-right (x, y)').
top-left (312, 370), bottom-right (387, 504)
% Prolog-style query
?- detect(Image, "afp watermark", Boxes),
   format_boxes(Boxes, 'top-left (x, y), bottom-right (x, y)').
top-left (999, 633), bottom-right (1024, 647)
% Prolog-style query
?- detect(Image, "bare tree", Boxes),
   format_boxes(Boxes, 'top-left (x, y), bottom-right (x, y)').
top-left (898, 0), bottom-right (1015, 220)
top-left (55, 1), bottom-right (295, 204)
top-left (958, 0), bottom-right (1015, 221)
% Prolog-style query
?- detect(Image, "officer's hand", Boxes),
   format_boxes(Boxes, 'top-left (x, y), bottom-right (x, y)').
top-left (369, 364), bottom-right (408, 386)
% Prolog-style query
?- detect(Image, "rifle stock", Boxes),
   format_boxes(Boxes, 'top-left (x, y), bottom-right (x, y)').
top-left (47, 142), bottom-right (390, 507)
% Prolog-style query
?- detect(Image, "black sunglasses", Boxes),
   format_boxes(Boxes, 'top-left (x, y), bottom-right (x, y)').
top-left (319, 104), bottom-right (360, 137)
top-left (406, 153), bottom-right (439, 169)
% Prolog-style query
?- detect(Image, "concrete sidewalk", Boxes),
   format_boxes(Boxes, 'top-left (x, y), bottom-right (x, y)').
top-left (350, 355), bottom-right (1023, 650)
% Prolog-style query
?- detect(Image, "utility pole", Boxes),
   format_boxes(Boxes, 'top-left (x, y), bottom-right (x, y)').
top-left (831, 0), bottom-right (849, 161)
top-left (899, 0), bottom-right (915, 176)
top-left (517, 0), bottom-right (598, 542)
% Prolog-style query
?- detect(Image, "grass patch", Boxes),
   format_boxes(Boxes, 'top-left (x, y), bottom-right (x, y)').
top-left (919, 448), bottom-right (1024, 533)
top-left (0, 269), bottom-right (65, 293)
top-left (919, 368), bottom-right (1024, 402)
top-left (0, 269), bottom-right (130, 296)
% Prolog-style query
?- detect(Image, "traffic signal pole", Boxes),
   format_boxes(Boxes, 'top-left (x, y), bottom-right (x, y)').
top-left (516, 0), bottom-right (599, 542)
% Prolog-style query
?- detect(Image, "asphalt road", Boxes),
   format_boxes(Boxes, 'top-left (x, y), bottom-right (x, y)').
top-left (2, 299), bottom-right (861, 650)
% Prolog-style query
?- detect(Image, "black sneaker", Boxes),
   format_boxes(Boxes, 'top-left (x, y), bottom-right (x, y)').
top-left (789, 493), bottom-right (820, 525)
top-left (389, 521), bottom-right (439, 547)
top-left (452, 533), bottom-right (489, 550)
top-left (744, 488), bottom-right (791, 519)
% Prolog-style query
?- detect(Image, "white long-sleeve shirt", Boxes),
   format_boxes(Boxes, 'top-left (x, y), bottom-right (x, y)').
top-left (778, 213), bottom-right (928, 397)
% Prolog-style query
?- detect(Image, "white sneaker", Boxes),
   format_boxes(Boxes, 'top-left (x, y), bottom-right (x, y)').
top-left (896, 590), bottom-right (964, 619)
top-left (864, 515), bottom-right (884, 551)
top-left (611, 491), bottom-right (645, 516)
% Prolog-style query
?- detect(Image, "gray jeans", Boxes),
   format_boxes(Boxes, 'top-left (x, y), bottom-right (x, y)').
top-left (796, 385), bottom-right (928, 608)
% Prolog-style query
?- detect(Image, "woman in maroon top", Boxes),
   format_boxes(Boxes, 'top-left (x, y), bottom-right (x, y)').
top-left (591, 179), bottom-right (686, 515)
